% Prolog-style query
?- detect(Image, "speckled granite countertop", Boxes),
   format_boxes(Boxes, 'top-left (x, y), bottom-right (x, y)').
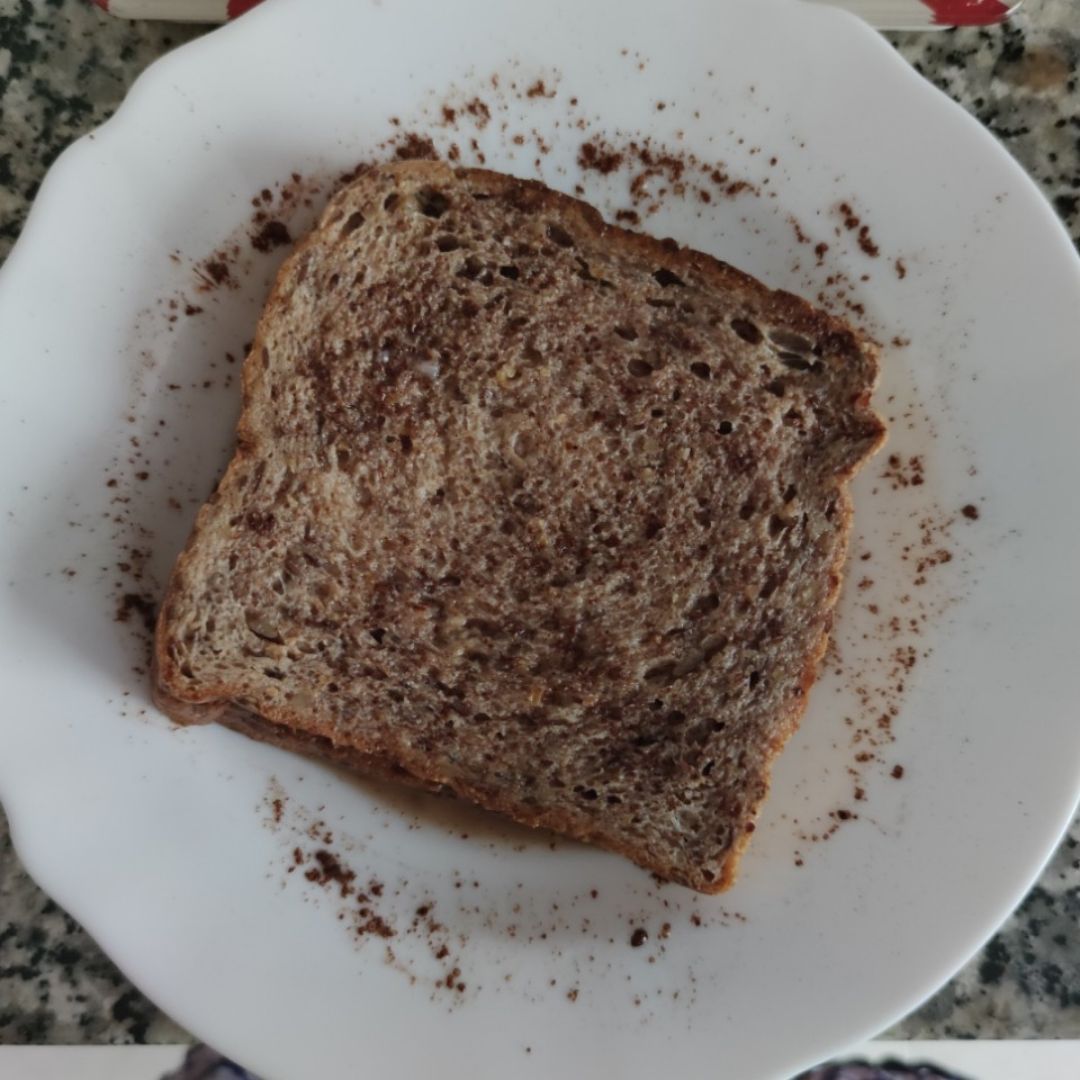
top-left (1, 0), bottom-right (1078, 1050)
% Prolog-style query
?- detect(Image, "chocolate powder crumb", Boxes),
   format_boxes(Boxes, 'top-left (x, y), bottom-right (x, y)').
top-left (304, 849), bottom-right (357, 897)
top-left (857, 225), bottom-right (879, 258)
top-left (881, 454), bottom-right (925, 490)
top-left (838, 202), bottom-right (879, 256)
top-left (204, 260), bottom-right (230, 285)
top-left (464, 98), bottom-right (491, 127)
top-left (393, 132), bottom-right (438, 161)
top-left (192, 254), bottom-right (237, 293)
top-left (578, 138), bottom-right (624, 175)
top-left (895, 258), bottom-right (908, 280)
top-left (251, 219), bottom-right (292, 253)
top-left (961, 504), bottom-right (980, 521)
top-left (468, 137), bottom-right (486, 165)
top-left (630, 928), bottom-right (648, 947)
top-left (891, 765), bottom-right (905, 780)
top-left (115, 593), bottom-right (156, 634)
top-left (356, 913), bottom-right (395, 939)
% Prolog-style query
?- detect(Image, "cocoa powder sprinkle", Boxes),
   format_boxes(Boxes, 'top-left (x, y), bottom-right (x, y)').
top-left (251, 219), bottom-right (292, 253)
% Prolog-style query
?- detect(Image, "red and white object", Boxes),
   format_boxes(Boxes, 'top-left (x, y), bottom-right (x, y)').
top-left (92, 0), bottom-right (259, 18)
top-left (822, 0), bottom-right (1021, 26)
top-left (91, 0), bottom-right (1022, 26)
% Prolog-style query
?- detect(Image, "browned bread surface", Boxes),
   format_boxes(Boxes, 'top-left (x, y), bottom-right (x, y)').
top-left (154, 160), bottom-right (885, 893)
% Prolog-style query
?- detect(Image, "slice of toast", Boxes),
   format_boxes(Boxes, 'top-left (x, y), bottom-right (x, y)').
top-left (154, 160), bottom-right (885, 893)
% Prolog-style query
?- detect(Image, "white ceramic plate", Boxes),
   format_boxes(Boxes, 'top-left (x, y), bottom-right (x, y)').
top-left (2, 1), bottom-right (1079, 1077)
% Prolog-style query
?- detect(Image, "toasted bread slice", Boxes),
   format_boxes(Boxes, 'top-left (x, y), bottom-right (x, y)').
top-left (154, 161), bottom-right (885, 892)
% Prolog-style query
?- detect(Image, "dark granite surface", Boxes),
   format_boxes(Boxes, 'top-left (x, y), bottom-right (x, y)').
top-left (0, 0), bottom-right (1078, 1048)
